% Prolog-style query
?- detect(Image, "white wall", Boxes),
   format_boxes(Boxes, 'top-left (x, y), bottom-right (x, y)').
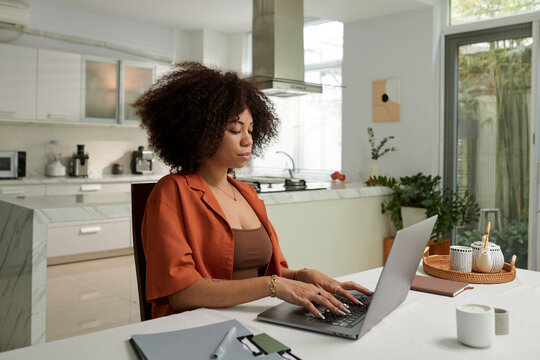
top-left (342, 8), bottom-right (435, 181)
top-left (0, 122), bottom-right (169, 177)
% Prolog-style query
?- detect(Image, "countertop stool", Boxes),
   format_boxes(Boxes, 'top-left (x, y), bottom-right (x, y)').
top-left (479, 208), bottom-right (503, 231)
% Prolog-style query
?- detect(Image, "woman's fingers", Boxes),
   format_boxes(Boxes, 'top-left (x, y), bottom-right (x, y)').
top-left (340, 281), bottom-right (373, 296)
top-left (330, 281), bottom-right (373, 305)
top-left (286, 281), bottom-right (349, 316)
top-left (299, 298), bottom-right (326, 319)
top-left (277, 277), bottom-right (365, 317)
top-left (310, 288), bottom-right (349, 315)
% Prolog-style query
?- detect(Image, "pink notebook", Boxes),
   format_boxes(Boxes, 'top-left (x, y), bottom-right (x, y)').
top-left (411, 275), bottom-right (470, 297)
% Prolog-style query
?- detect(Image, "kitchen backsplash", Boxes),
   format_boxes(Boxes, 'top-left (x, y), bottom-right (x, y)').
top-left (0, 122), bottom-right (169, 177)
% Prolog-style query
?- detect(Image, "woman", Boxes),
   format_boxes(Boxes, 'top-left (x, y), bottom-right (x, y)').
top-left (133, 62), bottom-right (372, 320)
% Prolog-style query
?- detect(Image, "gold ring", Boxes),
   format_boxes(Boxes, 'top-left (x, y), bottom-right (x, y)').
top-left (334, 285), bottom-right (341, 294)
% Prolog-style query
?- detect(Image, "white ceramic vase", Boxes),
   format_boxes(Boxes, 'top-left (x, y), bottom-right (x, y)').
top-left (367, 159), bottom-right (380, 178)
top-left (401, 206), bottom-right (427, 228)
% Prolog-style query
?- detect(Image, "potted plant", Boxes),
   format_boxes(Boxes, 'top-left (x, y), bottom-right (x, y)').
top-left (367, 127), bottom-right (397, 177)
top-left (366, 173), bottom-right (480, 262)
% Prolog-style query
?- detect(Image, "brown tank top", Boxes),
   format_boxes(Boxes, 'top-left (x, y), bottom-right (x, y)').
top-left (231, 226), bottom-right (273, 280)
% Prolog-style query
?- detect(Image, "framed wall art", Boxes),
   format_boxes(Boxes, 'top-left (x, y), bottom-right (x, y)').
top-left (372, 78), bottom-right (401, 122)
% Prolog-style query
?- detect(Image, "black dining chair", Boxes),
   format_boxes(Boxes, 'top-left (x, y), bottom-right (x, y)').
top-left (130, 182), bottom-right (156, 321)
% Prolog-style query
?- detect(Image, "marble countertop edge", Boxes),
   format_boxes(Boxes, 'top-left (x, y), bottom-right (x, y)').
top-left (0, 183), bottom-right (392, 223)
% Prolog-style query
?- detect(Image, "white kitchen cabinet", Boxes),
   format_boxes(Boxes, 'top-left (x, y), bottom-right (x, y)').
top-left (37, 49), bottom-right (82, 122)
top-left (0, 184), bottom-right (46, 197)
top-left (0, 43), bottom-right (37, 120)
top-left (120, 60), bottom-right (155, 125)
top-left (82, 56), bottom-right (119, 124)
top-left (155, 64), bottom-right (171, 82)
top-left (47, 218), bottom-right (131, 260)
top-left (46, 182), bottom-right (131, 196)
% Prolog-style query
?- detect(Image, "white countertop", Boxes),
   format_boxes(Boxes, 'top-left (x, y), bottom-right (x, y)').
top-left (0, 193), bottom-right (132, 223)
top-left (0, 180), bottom-right (392, 223)
top-left (0, 173), bottom-right (167, 185)
top-left (261, 181), bottom-right (392, 205)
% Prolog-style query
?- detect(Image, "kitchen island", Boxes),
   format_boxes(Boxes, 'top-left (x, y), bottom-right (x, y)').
top-left (0, 181), bottom-right (392, 351)
top-left (0, 192), bottom-right (133, 352)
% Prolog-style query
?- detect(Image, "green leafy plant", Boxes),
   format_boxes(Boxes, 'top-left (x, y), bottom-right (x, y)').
top-left (373, 173), bottom-right (480, 243)
top-left (367, 127), bottom-right (397, 160)
top-left (365, 175), bottom-right (397, 188)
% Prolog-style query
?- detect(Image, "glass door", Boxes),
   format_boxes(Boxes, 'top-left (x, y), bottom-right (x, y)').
top-left (445, 24), bottom-right (533, 269)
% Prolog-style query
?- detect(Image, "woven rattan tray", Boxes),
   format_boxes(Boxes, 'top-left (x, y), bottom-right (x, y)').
top-left (422, 247), bottom-right (516, 284)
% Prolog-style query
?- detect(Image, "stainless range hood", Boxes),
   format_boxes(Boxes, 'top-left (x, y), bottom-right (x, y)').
top-left (252, 0), bottom-right (323, 97)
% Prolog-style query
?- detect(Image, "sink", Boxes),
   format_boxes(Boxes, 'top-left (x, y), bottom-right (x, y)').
top-left (235, 175), bottom-right (289, 184)
top-left (235, 175), bottom-right (329, 193)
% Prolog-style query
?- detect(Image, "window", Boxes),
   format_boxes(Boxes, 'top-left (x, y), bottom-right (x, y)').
top-left (247, 21), bottom-right (343, 178)
top-left (450, 0), bottom-right (540, 25)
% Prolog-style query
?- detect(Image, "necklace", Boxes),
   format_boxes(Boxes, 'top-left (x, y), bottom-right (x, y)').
top-left (203, 177), bottom-right (237, 201)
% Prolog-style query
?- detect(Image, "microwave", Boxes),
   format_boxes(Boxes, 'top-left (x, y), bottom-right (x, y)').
top-left (0, 151), bottom-right (26, 179)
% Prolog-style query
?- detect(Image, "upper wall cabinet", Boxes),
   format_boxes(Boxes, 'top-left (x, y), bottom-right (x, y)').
top-left (82, 57), bottom-right (156, 125)
top-left (37, 49), bottom-right (82, 122)
top-left (155, 64), bottom-right (171, 82)
top-left (0, 43), bottom-right (163, 126)
top-left (120, 61), bottom-right (155, 125)
top-left (0, 43), bottom-right (37, 120)
top-left (82, 56), bottom-right (119, 124)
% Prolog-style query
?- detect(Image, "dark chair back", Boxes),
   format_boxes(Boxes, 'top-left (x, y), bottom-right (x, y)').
top-left (131, 182), bottom-right (156, 321)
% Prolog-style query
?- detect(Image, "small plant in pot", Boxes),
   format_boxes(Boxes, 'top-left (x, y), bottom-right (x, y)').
top-left (366, 127), bottom-right (397, 177)
top-left (366, 173), bottom-right (480, 260)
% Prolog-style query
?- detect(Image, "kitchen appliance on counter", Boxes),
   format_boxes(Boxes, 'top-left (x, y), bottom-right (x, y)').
top-left (46, 140), bottom-right (66, 177)
top-left (131, 146), bottom-right (154, 174)
top-left (69, 144), bottom-right (89, 177)
top-left (0, 151), bottom-right (26, 179)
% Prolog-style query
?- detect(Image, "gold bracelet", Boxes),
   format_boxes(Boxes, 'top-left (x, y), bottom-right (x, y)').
top-left (294, 268), bottom-right (308, 281)
top-left (269, 275), bottom-right (277, 297)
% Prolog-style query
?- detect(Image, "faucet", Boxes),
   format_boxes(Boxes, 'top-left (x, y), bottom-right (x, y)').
top-left (276, 151), bottom-right (295, 179)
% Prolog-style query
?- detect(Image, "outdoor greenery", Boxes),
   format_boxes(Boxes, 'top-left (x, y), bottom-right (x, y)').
top-left (456, 217), bottom-right (528, 268)
top-left (456, 29), bottom-right (531, 268)
top-left (451, 0), bottom-right (540, 24)
top-left (458, 24), bottom-right (531, 221)
top-left (366, 173), bottom-right (480, 243)
top-left (367, 127), bottom-right (397, 160)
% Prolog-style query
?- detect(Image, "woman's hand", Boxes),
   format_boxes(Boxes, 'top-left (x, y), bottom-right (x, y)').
top-left (273, 277), bottom-right (351, 319)
top-left (295, 268), bottom-right (373, 305)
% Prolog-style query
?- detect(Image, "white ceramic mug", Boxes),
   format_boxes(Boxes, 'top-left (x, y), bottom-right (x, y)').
top-left (450, 245), bottom-right (472, 272)
top-left (456, 304), bottom-right (495, 348)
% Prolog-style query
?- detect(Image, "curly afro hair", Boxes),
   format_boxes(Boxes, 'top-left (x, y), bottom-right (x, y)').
top-left (133, 62), bottom-right (279, 174)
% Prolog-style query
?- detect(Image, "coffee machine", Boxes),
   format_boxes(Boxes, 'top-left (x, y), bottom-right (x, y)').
top-left (131, 146), bottom-right (154, 174)
top-left (69, 144), bottom-right (89, 177)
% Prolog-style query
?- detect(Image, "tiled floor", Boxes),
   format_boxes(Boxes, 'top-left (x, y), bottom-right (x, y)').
top-left (46, 255), bottom-right (141, 342)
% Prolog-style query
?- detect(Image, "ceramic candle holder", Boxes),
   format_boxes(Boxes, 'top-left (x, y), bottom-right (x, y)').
top-left (470, 241), bottom-right (504, 273)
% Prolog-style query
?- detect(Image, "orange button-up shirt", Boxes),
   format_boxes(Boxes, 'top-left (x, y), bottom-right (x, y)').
top-left (142, 173), bottom-right (288, 318)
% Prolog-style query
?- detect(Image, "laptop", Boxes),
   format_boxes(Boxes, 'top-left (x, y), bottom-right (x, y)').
top-left (257, 215), bottom-right (438, 339)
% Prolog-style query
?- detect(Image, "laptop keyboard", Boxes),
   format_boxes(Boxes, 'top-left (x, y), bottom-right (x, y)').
top-left (307, 291), bottom-right (372, 328)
